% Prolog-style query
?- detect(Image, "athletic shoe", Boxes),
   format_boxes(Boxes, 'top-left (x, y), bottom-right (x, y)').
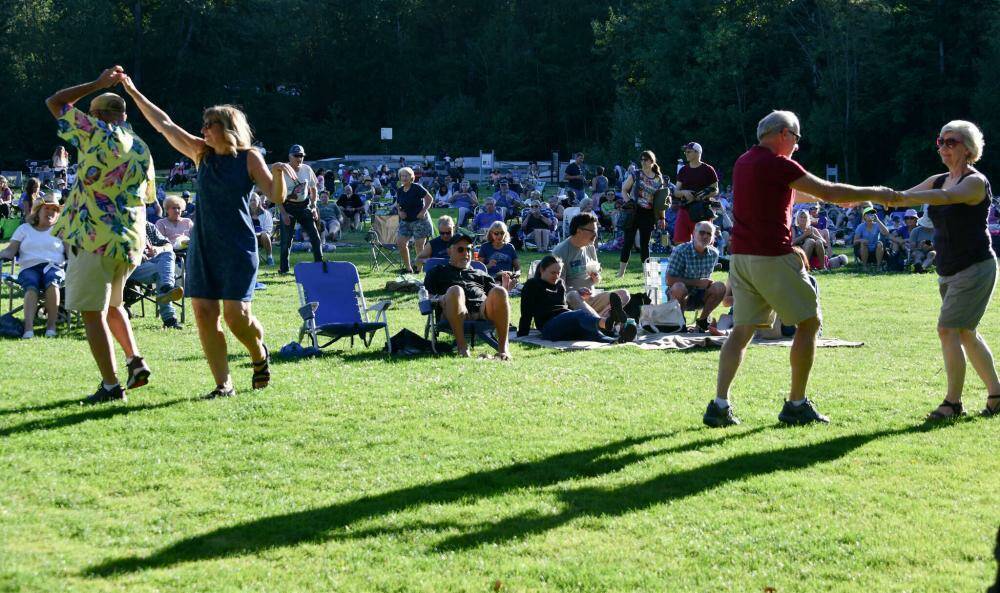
top-left (703, 400), bottom-right (741, 427)
top-left (163, 318), bottom-right (183, 330)
top-left (21, 330), bottom-right (34, 339)
top-left (609, 292), bottom-right (628, 325)
top-left (81, 383), bottom-right (126, 405)
top-left (156, 285), bottom-right (184, 305)
top-left (778, 398), bottom-right (830, 425)
top-left (125, 356), bottom-right (151, 390)
top-left (44, 328), bottom-right (58, 338)
top-left (695, 318), bottom-right (710, 333)
top-left (618, 320), bottom-right (638, 343)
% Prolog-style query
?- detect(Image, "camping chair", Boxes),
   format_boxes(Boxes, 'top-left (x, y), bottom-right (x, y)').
top-left (123, 254), bottom-right (187, 323)
top-left (1, 257), bottom-right (76, 329)
top-left (643, 256), bottom-right (707, 324)
top-left (561, 207), bottom-right (581, 237)
top-left (294, 261), bottom-right (392, 352)
top-left (367, 213), bottom-right (399, 271)
top-left (419, 257), bottom-right (500, 354)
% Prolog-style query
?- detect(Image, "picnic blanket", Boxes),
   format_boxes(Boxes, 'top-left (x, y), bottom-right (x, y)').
top-left (511, 330), bottom-right (863, 351)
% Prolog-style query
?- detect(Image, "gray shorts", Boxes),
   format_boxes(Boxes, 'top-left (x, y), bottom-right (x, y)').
top-left (398, 216), bottom-right (433, 239)
top-left (938, 257), bottom-right (997, 329)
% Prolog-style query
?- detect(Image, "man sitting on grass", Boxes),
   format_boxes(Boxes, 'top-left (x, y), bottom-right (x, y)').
top-left (424, 231), bottom-right (511, 360)
top-left (666, 220), bottom-right (726, 332)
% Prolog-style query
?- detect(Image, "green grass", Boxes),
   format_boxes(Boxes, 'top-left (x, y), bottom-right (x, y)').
top-left (1, 228), bottom-right (998, 592)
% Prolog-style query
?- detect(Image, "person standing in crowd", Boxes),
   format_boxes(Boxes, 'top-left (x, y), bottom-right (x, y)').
top-left (564, 152), bottom-right (587, 201)
top-left (0, 175), bottom-right (13, 218)
top-left (891, 121), bottom-right (1000, 419)
top-left (674, 142), bottom-right (720, 245)
top-left (45, 66), bottom-right (156, 404)
top-left (19, 177), bottom-right (41, 223)
top-left (590, 166), bottom-right (609, 195)
top-left (704, 110), bottom-right (897, 428)
top-left (394, 166), bottom-right (433, 274)
top-left (249, 193), bottom-right (275, 265)
top-left (617, 150), bottom-right (666, 278)
top-left (51, 145), bottom-right (70, 177)
top-left (276, 144), bottom-right (321, 274)
top-left (121, 71), bottom-right (289, 399)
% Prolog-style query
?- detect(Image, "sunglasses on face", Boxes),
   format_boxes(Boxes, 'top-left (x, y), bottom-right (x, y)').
top-left (291, 154), bottom-right (305, 158)
top-left (454, 246), bottom-right (469, 254)
top-left (936, 137), bottom-right (963, 149)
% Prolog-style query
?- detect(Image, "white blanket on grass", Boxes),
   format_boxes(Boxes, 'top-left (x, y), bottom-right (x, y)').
top-left (511, 331), bottom-right (863, 351)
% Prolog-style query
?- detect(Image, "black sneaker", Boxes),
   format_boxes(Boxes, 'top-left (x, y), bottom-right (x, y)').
top-left (82, 383), bottom-right (126, 405)
top-left (618, 320), bottom-right (638, 343)
top-left (126, 356), bottom-right (151, 390)
top-left (703, 400), bottom-right (741, 427)
top-left (163, 318), bottom-right (183, 330)
top-left (608, 292), bottom-right (628, 325)
top-left (695, 318), bottom-right (710, 333)
top-left (778, 398), bottom-right (830, 425)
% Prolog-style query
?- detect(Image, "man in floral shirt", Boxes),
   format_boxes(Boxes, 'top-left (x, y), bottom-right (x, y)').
top-left (46, 66), bottom-right (157, 405)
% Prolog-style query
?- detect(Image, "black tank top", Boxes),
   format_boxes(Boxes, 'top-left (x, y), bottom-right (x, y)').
top-left (927, 170), bottom-right (995, 276)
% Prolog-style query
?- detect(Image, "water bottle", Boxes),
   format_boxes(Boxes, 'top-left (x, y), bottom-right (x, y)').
top-left (418, 285), bottom-right (431, 314)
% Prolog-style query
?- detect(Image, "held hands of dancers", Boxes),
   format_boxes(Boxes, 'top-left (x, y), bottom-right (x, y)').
top-left (97, 66), bottom-right (126, 89)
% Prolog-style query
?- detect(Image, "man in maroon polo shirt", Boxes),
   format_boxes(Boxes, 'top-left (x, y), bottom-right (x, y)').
top-left (704, 110), bottom-right (898, 428)
top-left (674, 141), bottom-right (720, 244)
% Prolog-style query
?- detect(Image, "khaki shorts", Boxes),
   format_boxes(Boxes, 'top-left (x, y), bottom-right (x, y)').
top-left (938, 258), bottom-right (997, 329)
top-left (730, 253), bottom-right (818, 327)
top-left (65, 248), bottom-right (136, 312)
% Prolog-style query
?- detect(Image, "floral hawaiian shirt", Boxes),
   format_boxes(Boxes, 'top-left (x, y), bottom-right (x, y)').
top-left (52, 105), bottom-right (155, 264)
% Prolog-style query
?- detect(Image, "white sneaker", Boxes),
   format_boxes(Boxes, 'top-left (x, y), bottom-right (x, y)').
top-left (21, 330), bottom-right (34, 339)
top-left (44, 329), bottom-right (58, 338)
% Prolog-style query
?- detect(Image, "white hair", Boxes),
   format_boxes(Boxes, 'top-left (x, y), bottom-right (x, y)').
top-left (940, 120), bottom-right (985, 164)
top-left (694, 220), bottom-right (716, 235)
top-left (437, 215), bottom-right (455, 229)
top-left (757, 110), bottom-right (800, 141)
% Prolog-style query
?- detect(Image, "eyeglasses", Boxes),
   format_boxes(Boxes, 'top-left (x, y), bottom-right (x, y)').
top-left (454, 246), bottom-right (469, 254)
top-left (697, 230), bottom-right (713, 237)
top-left (787, 129), bottom-right (801, 141)
top-left (577, 227), bottom-right (597, 235)
top-left (936, 137), bottom-right (963, 149)
top-left (291, 154), bottom-right (305, 158)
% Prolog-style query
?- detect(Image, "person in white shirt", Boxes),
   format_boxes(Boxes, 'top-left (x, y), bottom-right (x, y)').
top-left (0, 195), bottom-right (66, 338)
top-left (276, 144), bottom-right (322, 274)
top-left (249, 193), bottom-right (275, 265)
top-left (155, 195), bottom-right (195, 247)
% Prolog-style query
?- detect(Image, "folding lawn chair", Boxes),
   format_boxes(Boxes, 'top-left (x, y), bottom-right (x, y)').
top-left (1, 257), bottom-right (76, 329)
top-left (367, 213), bottom-right (399, 271)
top-left (643, 256), bottom-right (671, 305)
top-left (419, 257), bottom-right (500, 354)
top-left (294, 261), bottom-right (392, 352)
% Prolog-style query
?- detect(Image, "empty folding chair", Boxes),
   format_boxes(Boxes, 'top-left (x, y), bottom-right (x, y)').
top-left (294, 261), bottom-right (392, 352)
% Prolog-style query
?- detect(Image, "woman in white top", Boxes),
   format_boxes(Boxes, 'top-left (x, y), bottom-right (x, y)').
top-left (0, 195), bottom-right (66, 338)
top-left (51, 146), bottom-right (70, 172)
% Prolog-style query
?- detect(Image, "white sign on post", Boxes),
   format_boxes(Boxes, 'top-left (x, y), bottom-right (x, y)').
top-left (480, 150), bottom-right (494, 170)
top-left (380, 128), bottom-right (393, 141)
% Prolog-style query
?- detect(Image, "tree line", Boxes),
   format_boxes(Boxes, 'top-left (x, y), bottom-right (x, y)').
top-left (2, 0), bottom-right (997, 186)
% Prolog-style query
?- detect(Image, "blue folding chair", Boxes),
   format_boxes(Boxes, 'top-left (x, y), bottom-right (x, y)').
top-left (420, 257), bottom-right (500, 354)
top-left (294, 261), bottom-right (392, 352)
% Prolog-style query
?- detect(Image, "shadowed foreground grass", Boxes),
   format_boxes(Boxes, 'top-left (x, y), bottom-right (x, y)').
top-left (1, 232), bottom-right (998, 592)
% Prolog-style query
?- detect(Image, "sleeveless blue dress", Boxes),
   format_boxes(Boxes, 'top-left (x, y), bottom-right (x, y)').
top-left (186, 150), bottom-right (258, 301)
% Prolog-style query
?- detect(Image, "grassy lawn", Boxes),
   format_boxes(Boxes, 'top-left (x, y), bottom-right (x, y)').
top-left (1, 225), bottom-right (998, 592)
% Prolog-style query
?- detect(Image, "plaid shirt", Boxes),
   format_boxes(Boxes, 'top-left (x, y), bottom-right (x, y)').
top-left (667, 241), bottom-right (719, 280)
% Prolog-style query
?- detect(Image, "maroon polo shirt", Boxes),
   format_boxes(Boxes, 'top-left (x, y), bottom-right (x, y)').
top-left (730, 145), bottom-right (807, 256)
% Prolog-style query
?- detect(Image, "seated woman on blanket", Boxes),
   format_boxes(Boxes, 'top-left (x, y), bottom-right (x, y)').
top-left (517, 255), bottom-right (634, 343)
top-left (478, 221), bottom-right (521, 291)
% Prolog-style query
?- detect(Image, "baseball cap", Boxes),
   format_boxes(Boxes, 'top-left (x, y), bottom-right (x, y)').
top-left (904, 208), bottom-right (919, 218)
top-left (89, 93), bottom-right (126, 113)
top-left (682, 142), bottom-right (703, 154)
top-left (862, 206), bottom-right (876, 216)
top-left (288, 144), bottom-right (305, 156)
top-left (181, 190), bottom-right (191, 198)
top-left (448, 229), bottom-right (475, 247)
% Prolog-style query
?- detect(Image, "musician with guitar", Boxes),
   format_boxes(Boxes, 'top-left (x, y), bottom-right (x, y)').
top-left (674, 142), bottom-right (720, 245)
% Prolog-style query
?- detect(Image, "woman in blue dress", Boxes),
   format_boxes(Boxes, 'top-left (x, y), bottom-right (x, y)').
top-left (121, 74), bottom-right (291, 398)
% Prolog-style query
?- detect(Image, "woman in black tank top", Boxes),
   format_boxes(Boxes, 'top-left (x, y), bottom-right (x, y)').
top-left (893, 120), bottom-right (1000, 419)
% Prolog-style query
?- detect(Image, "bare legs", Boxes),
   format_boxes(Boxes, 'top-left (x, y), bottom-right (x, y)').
top-left (440, 285), bottom-right (511, 359)
top-left (21, 285), bottom-right (61, 335)
top-left (933, 326), bottom-right (1000, 416)
top-left (81, 305), bottom-right (139, 385)
top-left (715, 315), bottom-right (820, 402)
top-left (192, 297), bottom-right (266, 390)
top-left (397, 237), bottom-right (427, 273)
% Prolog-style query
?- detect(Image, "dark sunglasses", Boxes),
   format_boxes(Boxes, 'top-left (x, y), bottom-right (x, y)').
top-left (454, 246), bottom-right (469, 254)
top-left (291, 154), bottom-right (305, 158)
top-left (936, 137), bottom-right (963, 149)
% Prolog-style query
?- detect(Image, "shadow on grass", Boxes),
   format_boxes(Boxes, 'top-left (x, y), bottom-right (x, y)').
top-left (86, 427), bottom-right (777, 575)
top-left (0, 397), bottom-right (83, 417)
top-left (0, 398), bottom-right (191, 438)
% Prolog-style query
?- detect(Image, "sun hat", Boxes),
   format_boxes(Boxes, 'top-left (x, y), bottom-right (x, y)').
top-left (904, 208), bottom-right (919, 218)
